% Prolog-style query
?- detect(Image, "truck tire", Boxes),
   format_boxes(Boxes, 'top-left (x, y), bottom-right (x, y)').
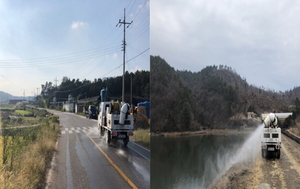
top-left (262, 149), bottom-right (266, 159)
top-left (123, 136), bottom-right (129, 146)
top-left (100, 126), bottom-right (105, 137)
top-left (277, 150), bottom-right (280, 159)
top-left (106, 130), bottom-right (111, 144)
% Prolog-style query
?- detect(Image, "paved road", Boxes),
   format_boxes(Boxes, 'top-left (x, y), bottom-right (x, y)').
top-left (46, 110), bottom-right (150, 189)
top-left (214, 134), bottom-right (300, 189)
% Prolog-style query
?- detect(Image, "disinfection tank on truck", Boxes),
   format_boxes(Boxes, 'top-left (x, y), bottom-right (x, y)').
top-left (98, 88), bottom-right (134, 146)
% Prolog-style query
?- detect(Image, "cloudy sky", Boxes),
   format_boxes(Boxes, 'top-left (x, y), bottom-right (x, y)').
top-left (0, 0), bottom-right (149, 96)
top-left (151, 0), bottom-right (300, 92)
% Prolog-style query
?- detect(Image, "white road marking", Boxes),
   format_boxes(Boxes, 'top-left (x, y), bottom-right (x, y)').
top-left (61, 127), bottom-right (97, 135)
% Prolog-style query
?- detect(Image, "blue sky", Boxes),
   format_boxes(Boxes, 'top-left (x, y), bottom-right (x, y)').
top-left (151, 0), bottom-right (300, 92)
top-left (0, 0), bottom-right (149, 96)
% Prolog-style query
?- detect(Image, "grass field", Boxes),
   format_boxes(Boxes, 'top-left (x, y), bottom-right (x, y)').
top-left (132, 128), bottom-right (150, 149)
top-left (14, 110), bottom-right (34, 117)
top-left (0, 137), bottom-right (2, 166)
top-left (0, 114), bottom-right (60, 188)
top-left (0, 107), bottom-right (14, 111)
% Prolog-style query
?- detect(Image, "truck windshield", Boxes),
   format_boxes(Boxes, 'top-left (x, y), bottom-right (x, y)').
top-left (272, 133), bottom-right (279, 138)
top-left (264, 133), bottom-right (270, 138)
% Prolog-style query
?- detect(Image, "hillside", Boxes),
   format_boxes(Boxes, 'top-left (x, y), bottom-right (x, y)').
top-left (0, 91), bottom-right (12, 102)
top-left (0, 91), bottom-right (33, 103)
top-left (151, 55), bottom-right (291, 132)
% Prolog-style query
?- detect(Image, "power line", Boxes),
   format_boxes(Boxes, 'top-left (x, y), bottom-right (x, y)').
top-left (0, 74), bottom-right (24, 91)
top-left (127, 0), bottom-right (137, 17)
top-left (126, 48), bottom-right (149, 63)
top-left (0, 44), bottom-right (121, 68)
top-left (131, 0), bottom-right (149, 21)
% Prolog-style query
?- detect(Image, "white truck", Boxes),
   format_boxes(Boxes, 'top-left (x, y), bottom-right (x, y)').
top-left (98, 100), bottom-right (134, 146)
top-left (261, 113), bottom-right (281, 159)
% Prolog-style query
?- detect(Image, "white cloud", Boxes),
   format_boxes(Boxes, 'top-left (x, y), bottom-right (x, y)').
top-left (130, 66), bottom-right (142, 73)
top-left (105, 52), bottom-right (118, 60)
top-left (113, 52), bottom-right (118, 59)
top-left (71, 21), bottom-right (85, 30)
top-left (151, 0), bottom-right (300, 91)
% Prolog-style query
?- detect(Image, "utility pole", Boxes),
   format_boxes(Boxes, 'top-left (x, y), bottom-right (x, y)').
top-left (130, 73), bottom-right (133, 108)
top-left (54, 76), bottom-right (58, 87)
top-left (116, 8), bottom-right (132, 102)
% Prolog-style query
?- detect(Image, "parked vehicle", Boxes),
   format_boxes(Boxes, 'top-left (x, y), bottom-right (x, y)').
top-left (86, 105), bottom-right (98, 119)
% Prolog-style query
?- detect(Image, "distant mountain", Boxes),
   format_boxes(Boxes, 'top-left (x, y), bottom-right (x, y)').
top-left (150, 55), bottom-right (293, 132)
top-left (0, 91), bottom-right (33, 103)
top-left (0, 91), bottom-right (13, 102)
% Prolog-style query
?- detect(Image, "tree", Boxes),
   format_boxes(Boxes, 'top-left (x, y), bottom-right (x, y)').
top-left (295, 97), bottom-right (300, 115)
top-left (180, 108), bottom-right (191, 131)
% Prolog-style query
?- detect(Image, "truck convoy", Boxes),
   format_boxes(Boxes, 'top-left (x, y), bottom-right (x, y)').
top-left (98, 89), bottom-right (134, 146)
top-left (261, 113), bottom-right (281, 159)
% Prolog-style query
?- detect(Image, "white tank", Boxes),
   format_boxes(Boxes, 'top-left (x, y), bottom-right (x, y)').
top-left (119, 103), bottom-right (129, 125)
top-left (264, 113), bottom-right (278, 128)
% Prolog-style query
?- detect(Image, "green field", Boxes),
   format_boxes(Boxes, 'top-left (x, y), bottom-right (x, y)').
top-left (14, 110), bottom-right (34, 117)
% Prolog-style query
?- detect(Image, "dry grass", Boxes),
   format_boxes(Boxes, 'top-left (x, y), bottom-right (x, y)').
top-left (0, 116), bottom-right (60, 189)
top-left (132, 128), bottom-right (150, 149)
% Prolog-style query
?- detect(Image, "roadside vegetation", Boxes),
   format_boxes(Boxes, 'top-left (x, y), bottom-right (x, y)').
top-left (132, 128), bottom-right (150, 149)
top-left (0, 104), bottom-right (60, 189)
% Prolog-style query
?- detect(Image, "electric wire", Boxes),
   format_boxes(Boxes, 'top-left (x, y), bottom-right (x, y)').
top-left (1, 1), bottom-right (149, 96)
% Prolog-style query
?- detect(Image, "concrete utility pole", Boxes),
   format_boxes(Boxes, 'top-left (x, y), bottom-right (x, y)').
top-left (54, 76), bottom-right (58, 87)
top-left (116, 8), bottom-right (132, 102)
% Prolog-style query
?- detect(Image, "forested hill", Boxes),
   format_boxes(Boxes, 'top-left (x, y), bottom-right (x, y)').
top-left (151, 55), bottom-right (294, 132)
top-left (37, 70), bottom-right (149, 107)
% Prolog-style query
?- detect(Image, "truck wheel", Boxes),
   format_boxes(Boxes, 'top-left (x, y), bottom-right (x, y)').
top-left (100, 127), bottom-right (105, 137)
top-left (262, 149), bottom-right (266, 159)
top-left (277, 151), bottom-right (280, 159)
top-left (123, 136), bottom-right (129, 146)
top-left (106, 130), bottom-right (111, 144)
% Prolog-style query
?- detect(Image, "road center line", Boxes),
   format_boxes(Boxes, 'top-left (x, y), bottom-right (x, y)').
top-left (84, 132), bottom-right (138, 189)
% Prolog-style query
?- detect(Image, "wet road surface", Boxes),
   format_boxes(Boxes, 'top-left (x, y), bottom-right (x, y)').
top-left (46, 111), bottom-right (150, 189)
